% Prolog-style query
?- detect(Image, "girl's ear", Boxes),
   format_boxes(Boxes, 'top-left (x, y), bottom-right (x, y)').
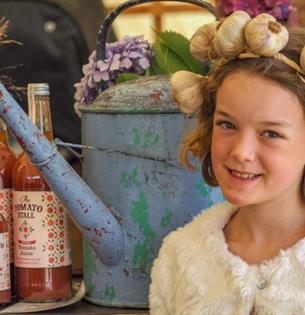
top-left (170, 70), bottom-right (206, 114)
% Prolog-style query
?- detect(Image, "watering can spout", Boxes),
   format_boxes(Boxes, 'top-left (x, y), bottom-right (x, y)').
top-left (0, 84), bottom-right (124, 265)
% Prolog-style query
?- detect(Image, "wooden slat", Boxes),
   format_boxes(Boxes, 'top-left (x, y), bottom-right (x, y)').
top-left (105, 3), bottom-right (212, 14)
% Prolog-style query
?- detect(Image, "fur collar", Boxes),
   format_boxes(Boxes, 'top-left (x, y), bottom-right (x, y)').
top-left (191, 202), bottom-right (305, 297)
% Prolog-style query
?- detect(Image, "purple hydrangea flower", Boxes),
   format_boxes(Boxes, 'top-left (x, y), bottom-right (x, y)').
top-left (218, 0), bottom-right (293, 20)
top-left (74, 35), bottom-right (153, 116)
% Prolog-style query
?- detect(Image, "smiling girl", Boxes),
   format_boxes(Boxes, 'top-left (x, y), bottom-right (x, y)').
top-left (149, 10), bottom-right (305, 315)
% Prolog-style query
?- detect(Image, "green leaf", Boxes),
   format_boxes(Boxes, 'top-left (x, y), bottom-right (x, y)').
top-left (115, 73), bottom-right (140, 84)
top-left (149, 57), bottom-right (166, 75)
top-left (152, 41), bottom-right (189, 74)
top-left (157, 30), bottom-right (204, 74)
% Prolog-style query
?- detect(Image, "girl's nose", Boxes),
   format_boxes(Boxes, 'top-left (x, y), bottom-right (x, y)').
top-left (230, 133), bottom-right (257, 163)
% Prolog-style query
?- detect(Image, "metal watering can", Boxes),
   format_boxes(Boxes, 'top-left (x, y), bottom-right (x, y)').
top-left (0, 0), bottom-right (222, 307)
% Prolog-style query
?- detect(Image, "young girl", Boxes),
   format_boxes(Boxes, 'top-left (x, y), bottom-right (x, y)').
top-left (149, 10), bottom-right (305, 315)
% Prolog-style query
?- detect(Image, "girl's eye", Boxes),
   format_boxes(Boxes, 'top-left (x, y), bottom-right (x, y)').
top-left (263, 130), bottom-right (282, 139)
top-left (215, 120), bottom-right (236, 130)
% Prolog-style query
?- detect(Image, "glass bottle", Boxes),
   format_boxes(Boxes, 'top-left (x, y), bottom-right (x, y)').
top-left (0, 213), bottom-right (10, 304)
top-left (0, 118), bottom-right (16, 294)
top-left (12, 83), bottom-right (72, 302)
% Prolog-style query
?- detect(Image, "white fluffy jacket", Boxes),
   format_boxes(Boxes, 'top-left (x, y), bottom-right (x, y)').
top-left (149, 202), bottom-right (305, 315)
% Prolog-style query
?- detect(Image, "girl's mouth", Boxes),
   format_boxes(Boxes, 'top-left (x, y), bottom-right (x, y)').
top-left (228, 168), bottom-right (261, 180)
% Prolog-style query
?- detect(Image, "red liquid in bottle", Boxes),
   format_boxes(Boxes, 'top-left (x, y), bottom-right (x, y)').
top-left (12, 84), bottom-right (72, 302)
top-left (0, 213), bottom-right (11, 304)
top-left (0, 120), bottom-right (16, 295)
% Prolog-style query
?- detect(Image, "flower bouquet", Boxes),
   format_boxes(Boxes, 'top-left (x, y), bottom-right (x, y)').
top-left (73, 0), bottom-right (215, 116)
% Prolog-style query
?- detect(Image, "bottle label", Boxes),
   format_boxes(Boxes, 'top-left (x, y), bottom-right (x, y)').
top-left (0, 232), bottom-right (10, 290)
top-left (0, 189), bottom-right (13, 263)
top-left (13, 191), bottom-right (71, 268)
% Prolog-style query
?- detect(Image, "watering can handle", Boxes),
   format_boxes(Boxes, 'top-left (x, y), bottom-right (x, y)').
top-left (96, 0), bottom-right (217, 92)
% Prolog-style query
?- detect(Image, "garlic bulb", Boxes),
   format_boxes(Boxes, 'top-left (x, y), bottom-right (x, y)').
top-left (213, 10), bottom-right (251, 58)
top-left (170, 71), bottom-right (205, 114)
top-left (245, 13), bottom-right (289, 57)
top-left (190, 21), bottom-right (219, 61)
top-left (300, 46), bottom-right (305, 72)
top-left (254, 13), bottom-right (277, 22)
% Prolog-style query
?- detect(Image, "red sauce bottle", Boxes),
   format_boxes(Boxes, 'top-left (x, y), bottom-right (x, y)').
top-left (0, 118), bottom-right (16, 294)
top-left (0, 212), bottom-right (11, 304)
top-left (12, 83), bottom-right (72, 302)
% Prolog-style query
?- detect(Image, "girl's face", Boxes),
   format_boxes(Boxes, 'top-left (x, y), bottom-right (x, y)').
top-left (211, 70), bottom-right (305, 207)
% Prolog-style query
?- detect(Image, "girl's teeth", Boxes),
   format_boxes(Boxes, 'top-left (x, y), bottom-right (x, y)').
top-left (231, 170), bottom-right (257, 179)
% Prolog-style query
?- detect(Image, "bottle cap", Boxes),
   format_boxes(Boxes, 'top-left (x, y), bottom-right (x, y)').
top-left (28, 83), bottom-right (50, 95)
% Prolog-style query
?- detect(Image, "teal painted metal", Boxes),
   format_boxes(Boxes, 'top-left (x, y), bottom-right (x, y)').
top-left (81, 0), bottom-right (219, 307)
top-left (81, 75), bottom-right (224, 307)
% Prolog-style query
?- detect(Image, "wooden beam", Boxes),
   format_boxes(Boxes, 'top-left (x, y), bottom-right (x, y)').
top-left (105, 3), bottom-right (213, 14)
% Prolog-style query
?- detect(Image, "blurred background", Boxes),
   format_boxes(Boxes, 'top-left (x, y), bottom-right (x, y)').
top-left (102, 0), bottom-right (305, 42)
top-left (103, 0), bottom-right (216, 42)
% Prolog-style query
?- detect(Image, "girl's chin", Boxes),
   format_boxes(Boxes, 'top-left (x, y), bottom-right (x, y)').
top-left (222, 192), bottom-right (254, 207)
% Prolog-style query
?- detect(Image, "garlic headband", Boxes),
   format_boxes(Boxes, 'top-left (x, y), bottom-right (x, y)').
top-left (171, 10), bottom-right (305, 114)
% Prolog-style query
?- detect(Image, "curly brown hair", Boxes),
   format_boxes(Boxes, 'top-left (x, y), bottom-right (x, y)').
top-left (179, 28), bottom-right (305, 186)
